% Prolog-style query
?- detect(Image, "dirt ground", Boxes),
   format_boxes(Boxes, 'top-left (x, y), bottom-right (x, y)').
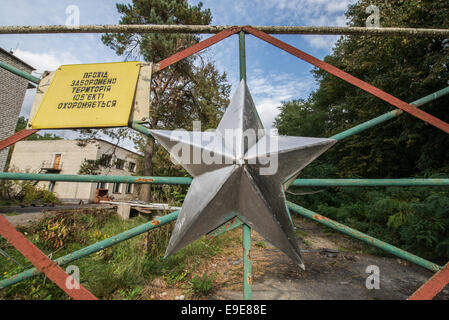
top-left (141, 214), bottom-right (449, 300)
top-left (3, 210), bottom-right (448, 300)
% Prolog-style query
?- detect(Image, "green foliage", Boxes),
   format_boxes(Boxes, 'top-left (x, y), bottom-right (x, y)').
top-left (255, 240), bottom-right (267, 248)
top-left (188, 273), bottom-right (214, 296)
top-left (14, 117), bottom-right (62, 141)
top-left (0, 208), bottom-right (236, 300)
top-left (78, 159), bottom-right (102, 175)
top-left (288, 183), bottom-right (449, 263)
top-left (0, 180), bottom-right (57, 206)
top-left (101, 0), bottom-right (230, 202)
top-left (276, 1), bottom-right (449, 263)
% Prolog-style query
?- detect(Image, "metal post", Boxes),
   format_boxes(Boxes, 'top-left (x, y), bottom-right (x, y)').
top-left (239, 30), bottom-right (253, 300)
top-left (330, 86), bottom-right (449, 141)
top-left (242, 224), bottom-right (253, 299)
top-left (0, 61), bottom-right (40, 84)
top-left (286, 201), bottom-right (441, 272)
top-left (1, 25), bottom-right (449, 37)
top-left (0, 211), bottom-right (179, 289)
top-left (290, 178), bottom-right (449, 187)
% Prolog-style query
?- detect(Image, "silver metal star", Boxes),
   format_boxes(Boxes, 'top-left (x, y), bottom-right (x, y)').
top-left (150, 80), bottom-right (336, 269)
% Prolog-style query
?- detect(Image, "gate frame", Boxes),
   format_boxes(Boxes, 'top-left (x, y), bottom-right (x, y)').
top-left (0, 24), bottom-right (448, 300)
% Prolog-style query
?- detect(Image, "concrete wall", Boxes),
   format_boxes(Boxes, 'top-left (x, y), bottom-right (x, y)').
top-left (9, 139), bottom-right (141, 203)
top-left (0, 49), bottom-right (34, 171)
top-left (95, 140), bottom-right (139, 202)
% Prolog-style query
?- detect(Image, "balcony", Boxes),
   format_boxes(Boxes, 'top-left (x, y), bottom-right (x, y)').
top-left (40, 160), bottom-right (63, 173)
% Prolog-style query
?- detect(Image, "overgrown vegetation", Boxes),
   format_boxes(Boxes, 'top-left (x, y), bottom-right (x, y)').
top-left (101, 0), bottom-right (231, 202)
top-left (0, 180), bottom-right (57, 206)
top-left (276, 0), bottom-right (449, 263)
top-left (0, 208), bottom-right (237, 300)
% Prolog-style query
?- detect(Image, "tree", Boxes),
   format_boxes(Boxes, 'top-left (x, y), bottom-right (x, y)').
top-left (275, 0), bottom-right (449, 262)
top-left (276, 0), bottom-right (449, 178)
top-left (102, 0), bottom-right (230, 201)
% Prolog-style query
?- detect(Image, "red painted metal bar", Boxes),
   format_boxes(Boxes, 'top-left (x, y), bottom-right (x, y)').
top-left (244, 26), bottom-right (449, 135)
top-left (155, 26), bottom-right (242, 72)
top-left (408, 262), bottom-right (449, 300)
top-left (0, 129), bottom-right (39, 152)
top-left (0, 215), bottom-right (97, 300)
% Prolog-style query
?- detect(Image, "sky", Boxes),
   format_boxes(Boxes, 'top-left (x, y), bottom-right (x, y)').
top-left (0, 0), bottom-right (358, 150)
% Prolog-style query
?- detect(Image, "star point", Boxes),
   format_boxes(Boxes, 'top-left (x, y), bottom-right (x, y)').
top-left (151, 79), bottom-right (336, 269)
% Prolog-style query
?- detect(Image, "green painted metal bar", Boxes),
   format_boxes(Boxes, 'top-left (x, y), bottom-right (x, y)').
top-left (207, 216), bottom-right (243, 239)
top-left (286, 201), bottom-right (442, 272)
top-left (290, 178), bottom-right (449, 187)
top-left (0, 210), bottom-right (179, 289)
top-left (130, 121), bottom-right (153, 138)
top-left (330, 86), bottom-right (449, 141)
top-left (239, 30), bottom-right (252, 300)
top-left (242, 224), bottom-right (253, 300)
top-left (2, 197), bottom-right (444, 288)
top-left (0, 61), bottom-right (40, 84)
top-left (0, 172), bottom-right (192, 185)
top-left (2, 172), bottom-right (448, 187)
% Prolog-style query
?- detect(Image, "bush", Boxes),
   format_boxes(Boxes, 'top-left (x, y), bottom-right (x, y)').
top-left (189, 273), bottom-right (214, 295)
top-left (288, 183), bottom-right (449, 264)
top-left (0, 180), bottom-right (57, 206)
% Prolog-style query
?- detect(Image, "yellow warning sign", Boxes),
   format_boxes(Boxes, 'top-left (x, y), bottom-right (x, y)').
top-left (30, 61), bottom-right (141, 129)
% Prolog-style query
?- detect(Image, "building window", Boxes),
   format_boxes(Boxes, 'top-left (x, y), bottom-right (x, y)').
top-left (128, 162), bottom-right (136, 173)
top-left (53, 154), bottom-right (62, 169)
top-left (99, 154), bottom-right (112, 166)
top-left (113, 183), bottom-right (121, 194)
top-left (125, 184), bottom-right (133, 194)
top-left (96, 182), bottom-right (106, 189)
top-left (115, 158), bottom-right (125, 170)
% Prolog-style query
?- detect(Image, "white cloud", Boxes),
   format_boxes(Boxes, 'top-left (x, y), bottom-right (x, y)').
top-left (247, 69), bottom-right (315, 129)
top-left (306, 35), bottom-right (339, 50)
top-left (13, 49), bottom-right (82, 75)
top-left (253, 0), bottom-right (356, 49)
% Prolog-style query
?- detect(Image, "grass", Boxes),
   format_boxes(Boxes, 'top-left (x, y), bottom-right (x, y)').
top-left (1, 211), bottom-right (20, 216)
top-left (0, 207), bottom-right (238, 300)
top-left (295, 229), bottom-right (312, 247)
top-left (255, 240), bottom-right (267, 248)
top-left (188, 273), bottom-right (215, 296)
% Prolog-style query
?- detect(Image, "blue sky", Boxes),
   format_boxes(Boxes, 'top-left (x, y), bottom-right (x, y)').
top-left (0, 0), bottom-right (357, 147)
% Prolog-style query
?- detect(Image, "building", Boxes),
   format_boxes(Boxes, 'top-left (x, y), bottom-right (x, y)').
top-left (9, 139), bottom-right (142, 203)
top-left (0, 47), bottom-right (35, 171)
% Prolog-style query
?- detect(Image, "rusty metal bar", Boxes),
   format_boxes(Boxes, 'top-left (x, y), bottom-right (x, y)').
top-left (244, 26), bottom-right (449, 135)
top-left (207, 216), bottom-right (243, 239)
top-left (0, 215), bottom-right (97, 299)
top-left (408, 262), bottom-right (449, 300)
top-left (286, 201), bottom-right (442, 272)
top-left (1, 25), bottom-right (448, 37)
top-left (239, 30), bottom-right (252, 300)
top-left (0, 211), bottom-right (179, 289)
top-left (155, 26), bottom-right (242, 72)
top-left (0, 129), bottom-right (39, 152)
top-left (331, 86), bottom-right (449, 141)
top-left (0, 60), bottom-right (40, 84)
top-left (2, 199), bottom-right (444, 289)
